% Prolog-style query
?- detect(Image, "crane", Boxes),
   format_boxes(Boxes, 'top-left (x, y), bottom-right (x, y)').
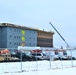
top-left (49, 22), bottom-right (70, 48)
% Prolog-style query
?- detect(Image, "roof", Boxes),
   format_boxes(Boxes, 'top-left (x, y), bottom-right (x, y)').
top-left (0, 23), bottom-right (54, 34)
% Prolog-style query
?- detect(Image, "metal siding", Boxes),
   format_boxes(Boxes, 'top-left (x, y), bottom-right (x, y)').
top-left (0, 26), bottom-right (38, 51)
top-left (0, 27), bottom-right (7, 48)
top-left (0, 27), bottom-right (1, 47)
top-left (0, 23), bottom-right (54, 52)
top-left (7, 27), bottom-right (22, 49)
top-left (25, 30), bottom-right (37, 47)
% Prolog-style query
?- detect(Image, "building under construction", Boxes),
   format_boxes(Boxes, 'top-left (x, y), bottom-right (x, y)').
top-left (0, 23), bottom-right (54, 52)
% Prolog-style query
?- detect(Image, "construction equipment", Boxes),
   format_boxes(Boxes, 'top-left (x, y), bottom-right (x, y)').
top-left (49, 22), bottom-right (70, 48)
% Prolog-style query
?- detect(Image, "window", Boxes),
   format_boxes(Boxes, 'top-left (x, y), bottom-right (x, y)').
top-left (30, 44), bottom-right (31, 46)
top-left (17, 36), bottom-right (18, 38)
top-left (38, 33), bottom-right (39, 35)
top-left (55, 51), bottom-right (59, 55)
top-left (63, 51), bottom-right (67, 55)
top-left (10, 35), bottom-right (12, 38)
top-left (15, 29), bottom-right (16, 32)
top-left (37, 38), bottom-right (53, 43)
top-left (19, 43), bottom-right (21, 46)
top-left (10, 42), bottom-right (11, 44)
top-left (19, 36), bottom-right (20, 39)
top-left (17, 43), bottom-right (18, 45)
top-left (10, 28), bottom-right (12, 31)
top-left (19, 30), bottom-right (21, 32)
top-left (34, 44), bottom-right (35, 46)
top-left (14, 43), bottom-right (16, 45)
top-left (29, 37), bottom-right (31, 39)
top-left (14, 36), bottom-right (16, 38)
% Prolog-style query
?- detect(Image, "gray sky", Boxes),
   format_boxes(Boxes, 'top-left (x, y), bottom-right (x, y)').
top-left (0, 0), bottom-right (76, 48)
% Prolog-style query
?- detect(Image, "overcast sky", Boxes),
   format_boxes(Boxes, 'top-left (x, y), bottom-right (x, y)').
top-left (0, 0), bottom-right (76, 48)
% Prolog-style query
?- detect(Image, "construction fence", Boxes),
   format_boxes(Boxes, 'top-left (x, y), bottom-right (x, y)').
top-left (0, 47), bottom-right (76, 73)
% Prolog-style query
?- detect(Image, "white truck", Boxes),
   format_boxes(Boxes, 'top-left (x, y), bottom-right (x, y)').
top-left (41, 47), bottom-right (59, 60)
top-left (55, 49), bottom-right (68, 60)
top-left (42, 48), bottom-right (68, 60)
top-left (66, 49), bottom-right (76, 60)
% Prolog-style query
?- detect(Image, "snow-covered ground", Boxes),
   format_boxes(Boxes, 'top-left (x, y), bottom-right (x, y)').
top-left (0, 60), bottom-right (76, 75)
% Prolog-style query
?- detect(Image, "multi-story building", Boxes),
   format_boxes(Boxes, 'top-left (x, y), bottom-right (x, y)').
top-left (0, 23), bottom-right (54, 52)
top-left (37, 30), bottom-right (54, 47)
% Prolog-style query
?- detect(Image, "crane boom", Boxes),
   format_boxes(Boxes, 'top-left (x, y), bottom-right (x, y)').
top-left (49, 22), bottom-right (70, 47)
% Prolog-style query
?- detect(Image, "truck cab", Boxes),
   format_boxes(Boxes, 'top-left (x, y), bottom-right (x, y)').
top-left (55, 49), bottom-right (68, 60)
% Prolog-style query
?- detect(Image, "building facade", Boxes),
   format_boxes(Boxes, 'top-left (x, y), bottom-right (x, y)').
top-left (0, 23), bottom-right (54, 52)
top-left (37, 30), bottom-right (53, 47)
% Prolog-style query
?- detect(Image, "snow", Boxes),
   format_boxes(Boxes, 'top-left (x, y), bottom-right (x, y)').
top-left (0, 60), bottom-right (76, 75)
